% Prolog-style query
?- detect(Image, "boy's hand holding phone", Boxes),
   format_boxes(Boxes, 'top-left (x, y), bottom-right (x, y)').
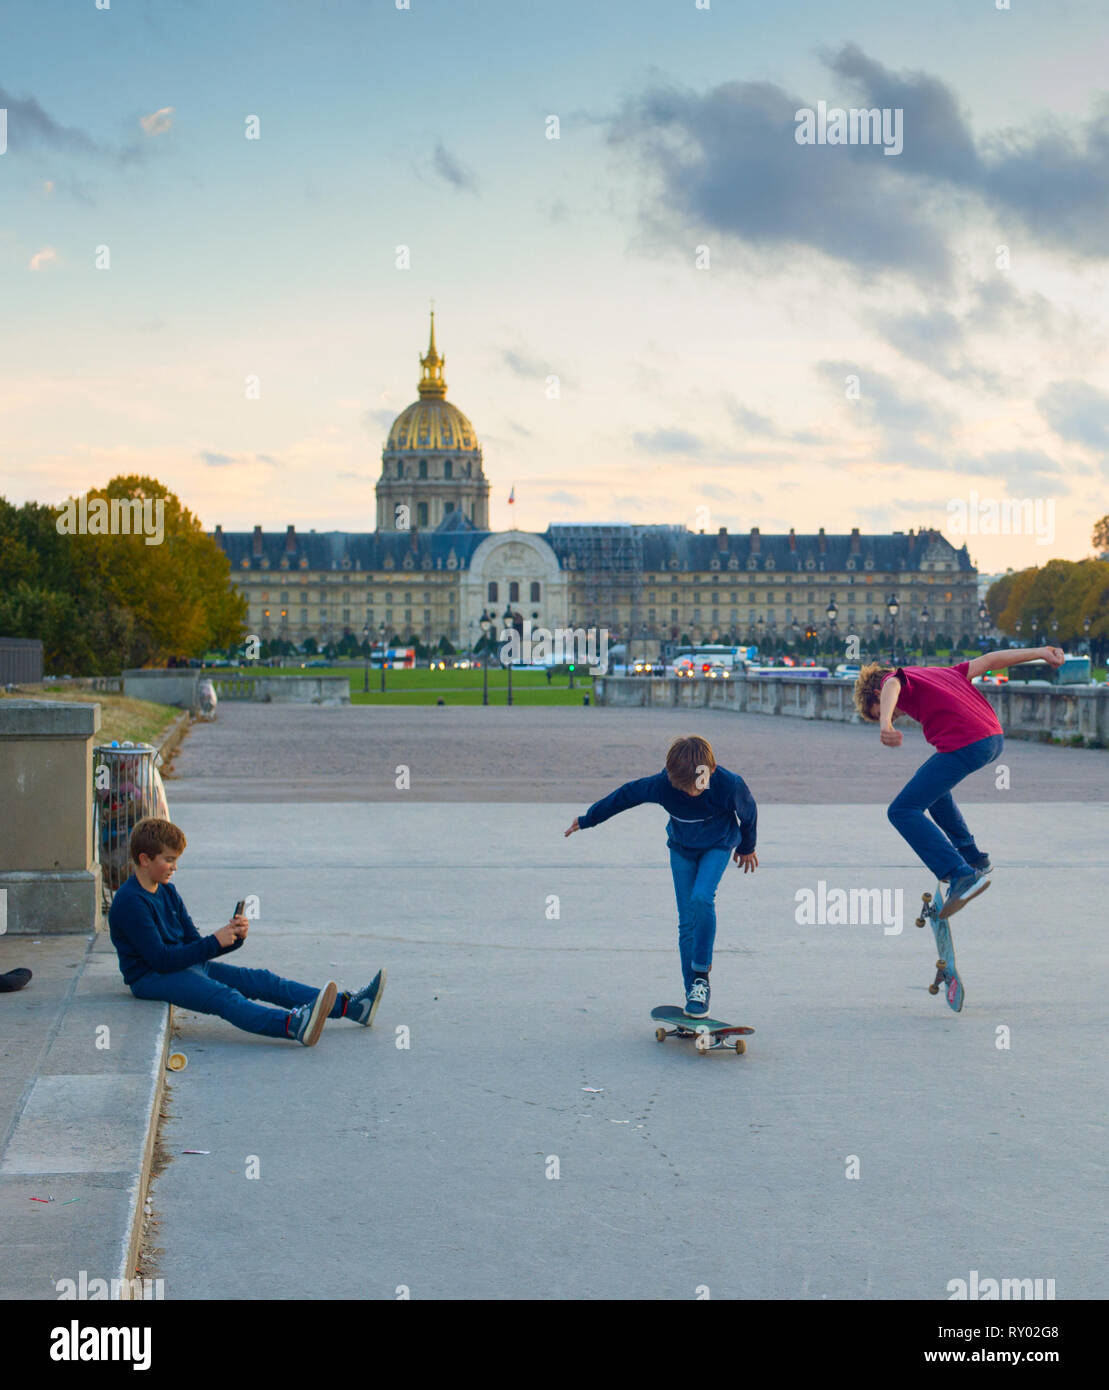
top-left (215, 900), bottom-right (250, 947)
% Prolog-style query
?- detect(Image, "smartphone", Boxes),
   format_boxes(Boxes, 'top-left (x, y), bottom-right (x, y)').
top-left (233, 900), bottom-right (245, 918)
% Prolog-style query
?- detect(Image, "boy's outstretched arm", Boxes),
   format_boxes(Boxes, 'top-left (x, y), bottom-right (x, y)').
top-left (564, 773), bottom-right (665, 838)
top-left (967, 645), bottom-right (1063, 681)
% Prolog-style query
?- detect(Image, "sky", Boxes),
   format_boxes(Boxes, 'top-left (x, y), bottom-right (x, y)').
top-left (2, 0), bottom-right (1108, 571)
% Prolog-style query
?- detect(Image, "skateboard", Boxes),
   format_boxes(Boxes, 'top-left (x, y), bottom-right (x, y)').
top-left (650, 1004), bottom-right (754, 1055)
top-left (915, 885), bottom-right (965, 1013)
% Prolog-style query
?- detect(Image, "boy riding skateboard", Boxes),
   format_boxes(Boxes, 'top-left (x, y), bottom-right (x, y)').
top-left (564, 735), bottom-right (758, 1016)
top-left (854, 645), bottom-right (1064, 918)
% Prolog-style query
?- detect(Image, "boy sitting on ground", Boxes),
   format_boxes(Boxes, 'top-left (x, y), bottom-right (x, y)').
top-left (108, 817), bottom-right (385, 1046)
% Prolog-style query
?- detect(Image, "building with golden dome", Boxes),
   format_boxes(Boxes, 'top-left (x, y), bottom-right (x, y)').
top-left (375, 313), bottom-right (490, 532)
top-left (213, 314), bottom-right (979, 655)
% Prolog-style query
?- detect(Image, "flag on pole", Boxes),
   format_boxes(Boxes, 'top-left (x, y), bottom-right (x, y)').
top-left (508, 485), bottom-right (515, 505)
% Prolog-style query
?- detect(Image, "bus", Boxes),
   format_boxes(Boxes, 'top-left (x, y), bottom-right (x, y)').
top-left (670, 644), bottom-right (757, 674)
top-left (371, 646), bottom-right (416, 669)
top-left (1004, 654), bottom-right (1092, 686)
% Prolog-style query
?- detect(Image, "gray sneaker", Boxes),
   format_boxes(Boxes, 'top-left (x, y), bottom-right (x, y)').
top-left (345, 969), bottom-right (386, 1026)
top-left (939, 869), bottom-right (991, 920)
top-left (287, 982), bottom-right (337, 1046)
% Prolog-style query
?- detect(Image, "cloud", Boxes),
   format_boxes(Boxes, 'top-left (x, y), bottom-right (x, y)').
top-left (139, 107), bottom-right (174, 136)
top-left (0, 84), bottom-right (99, 155)
top-left (199, 451), bottom-right (234, 467)
top-left (872, 305), bottom-right (1005, 391)
top-left (544, 490), bottom-right (581, 508)
top-left (28, 246), bottom-right (59, 271)
top-left (431, 140), bottom-right (478, 194)
top-left (361, 407), bottom-right (397, 433)
top-left (607, 45), bottom-right (1109, 289)
top-left (816, 360), bottom-right (955, 449)
top-left (633, 427), bottom-right (704, 455)
top-left (1037, 380), bottom-right (1109, 451)
top-left (725, 397), bottom-right (828, 446)
top-left (954, 447), bottom-right (1067, 496)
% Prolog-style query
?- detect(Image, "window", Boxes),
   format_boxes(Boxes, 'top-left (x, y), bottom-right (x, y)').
top-left (417, 502), bottom-right (429, 527)
top-left (444, 460), bottom-right (453, 479)
top-left (488, 582), bottom-right (498, 602)
top-left (509, 581), bottom-right (519, 602)
top-left (418, 459), bottom-right (428, 479)
top-left (530, 582), bottom-right (540, 602)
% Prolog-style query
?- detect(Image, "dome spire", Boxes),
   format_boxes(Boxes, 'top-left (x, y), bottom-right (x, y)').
top-left (419, 307), bottom-right (447, 398)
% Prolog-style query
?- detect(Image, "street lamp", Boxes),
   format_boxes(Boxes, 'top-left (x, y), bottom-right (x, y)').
top-left (887, 594), bottom-right (900, 664)
top-left (362, 625), bottom-right (370, 693)
top-left (503, 603), bottom-right (514, 706)
top-left (825, 601), bottom-right (837, 661)
top-left (480, 611), bottom-right (491, 705)
top-left (379, 621), bottom-right (387, 693)
top-left (920, 605), bottom-right (929, 660)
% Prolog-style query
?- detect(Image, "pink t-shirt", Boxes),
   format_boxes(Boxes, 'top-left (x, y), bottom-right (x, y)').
top-left (881, 661), bottom-right (1002, 752)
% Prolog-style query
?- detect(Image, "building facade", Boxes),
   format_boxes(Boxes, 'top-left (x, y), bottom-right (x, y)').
top-left (213, 317), bottom-right (979, 651)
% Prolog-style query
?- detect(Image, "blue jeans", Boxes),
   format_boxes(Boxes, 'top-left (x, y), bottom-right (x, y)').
top-left (887, 734), bottom-right (1003, 881)
top-left (130, 960), bottom-right (342, 1040)
top-left (668, 846), bottom-right (733, 992)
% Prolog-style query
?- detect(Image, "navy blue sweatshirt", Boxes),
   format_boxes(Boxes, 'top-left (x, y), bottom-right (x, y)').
top-left (578, 766), bottom-right (757, 856)
top-left (109, 874), bottom-right (243, 986)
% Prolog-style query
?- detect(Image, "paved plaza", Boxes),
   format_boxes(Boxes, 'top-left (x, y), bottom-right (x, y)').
top-left (140, 705), bottom-right (1107, 1299)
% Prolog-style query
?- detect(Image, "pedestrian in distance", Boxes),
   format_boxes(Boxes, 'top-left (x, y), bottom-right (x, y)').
top-left (108, 818), bottom-right (386, 1045)
top-left (854, 645), bottom-right (1065, 918)
top-left (564, 735), bottom-right (757, 1017)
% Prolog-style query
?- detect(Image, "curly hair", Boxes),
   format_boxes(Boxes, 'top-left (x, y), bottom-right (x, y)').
top-left (853, 662), bottom-right (895, 720)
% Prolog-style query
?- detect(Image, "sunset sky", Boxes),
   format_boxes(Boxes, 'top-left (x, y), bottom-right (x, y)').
top-left (2, 0), bottom-right (1108, 571)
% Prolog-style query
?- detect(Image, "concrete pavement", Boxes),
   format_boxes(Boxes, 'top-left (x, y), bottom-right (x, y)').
top-left (5, 701), bottom-right (1105, 1300)
top-left (143, 798), bottom-right (1107, 1299)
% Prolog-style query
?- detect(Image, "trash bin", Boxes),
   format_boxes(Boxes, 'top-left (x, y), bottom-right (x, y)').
top-left (93, 742), bottom-right (170, 900)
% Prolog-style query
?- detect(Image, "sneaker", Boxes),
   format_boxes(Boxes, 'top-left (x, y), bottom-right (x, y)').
top-left (966, 854), bottom-right (992, 874)
top-left (684, 975), bottom-right (710, 1017)
top-left (939, 869), bottom-right (991, 920)
top-left (344, 969), bottom-right (386, 1026)
top-left (287, 981), bottom-right (337, 1046)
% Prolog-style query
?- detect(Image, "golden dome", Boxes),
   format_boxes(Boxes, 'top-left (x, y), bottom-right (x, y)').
top-left (384, 312), bottom-right (481, 454)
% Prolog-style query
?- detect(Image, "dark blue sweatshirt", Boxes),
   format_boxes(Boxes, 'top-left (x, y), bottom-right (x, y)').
top-left (108, 874), bottom-right (242, 986)
top-left (578, 766), bottom-right (757, 855)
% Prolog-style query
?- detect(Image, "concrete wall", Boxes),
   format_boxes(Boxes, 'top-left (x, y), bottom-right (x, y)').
top-left (212, 675), bottom-right (350, 705)
top-left (0, 700), bottom-right (102, 935)
top-left (122, 669), bottom-right (200, 711)
top-left (594, 675), bottom-right (1109, 744)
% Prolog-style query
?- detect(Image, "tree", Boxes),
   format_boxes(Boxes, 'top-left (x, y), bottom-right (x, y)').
top-left (0, 478), bottom-right (247, 673)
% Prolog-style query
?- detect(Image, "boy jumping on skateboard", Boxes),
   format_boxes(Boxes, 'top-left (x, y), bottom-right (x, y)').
top-left (564, 735), bottom-right (757, 1016)
top-left (854, 645), bottom-right (1064, 918)
top-left (109, 818), bottom-right (386, 1045)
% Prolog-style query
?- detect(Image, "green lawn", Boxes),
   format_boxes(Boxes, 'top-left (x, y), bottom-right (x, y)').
top-left (211, 664), bottom-right (597, 705)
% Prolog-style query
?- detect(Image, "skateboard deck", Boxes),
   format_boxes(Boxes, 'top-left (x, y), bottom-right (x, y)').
top-left (915, 885), bottom-right (965, 1012)
top-left (650, 1004), bottom-right (754, 1054)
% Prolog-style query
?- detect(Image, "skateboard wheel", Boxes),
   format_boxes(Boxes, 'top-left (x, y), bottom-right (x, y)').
top-left (936, 959), bottom-right (945, 969)
top-left (167, 1052), bottom-right (187, 1072)
top-left (922, 892), bottom-right (932, 904)
top-left (914, 917), bottom-right (925, 928)
top-left (928, 984), bottom-right (940, 995)
top-left (655, 1028), bottom-right (667, 1043)
top-left (734, 1039), bottom-right (746, 1055)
